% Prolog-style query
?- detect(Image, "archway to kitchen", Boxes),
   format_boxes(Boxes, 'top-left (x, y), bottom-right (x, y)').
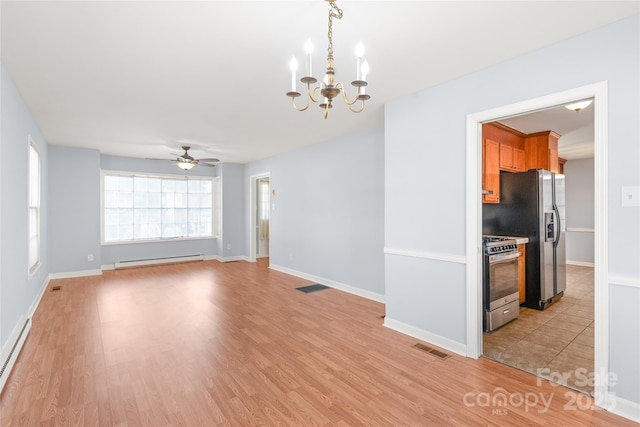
top-left (464, 82), bottom-right (608, 403)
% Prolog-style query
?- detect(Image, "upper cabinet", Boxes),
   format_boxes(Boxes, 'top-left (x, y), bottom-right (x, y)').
top-left (483, 139), bottom-right (500, 203)
top-left (499, 144), bottom-right (526, 172)
top-left (524, 131), bottom-right (561, 173)
top-left (482, 123), bottom-right (562, 203)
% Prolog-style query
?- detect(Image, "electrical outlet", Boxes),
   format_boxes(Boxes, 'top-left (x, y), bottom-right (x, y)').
top-left (226, 243), bottom-right (231, 250)
top-left (87, 254), bottom-right (93, 261)
top-left (289, 253), bottom-right (293, 261)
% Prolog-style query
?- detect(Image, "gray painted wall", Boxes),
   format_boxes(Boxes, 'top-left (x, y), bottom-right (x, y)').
top-left (385, 15), bottom-right (639, 403)
top-left (220, 163), bottom-right (246, 258)
top-left (1, 65), bottom-right (50, 351)
top-left (564, 157), bottom-right (595, 265)
top-left (49, 146), bottom-right (102, 273)
top-left (244, 126), bottom-right (385, 298)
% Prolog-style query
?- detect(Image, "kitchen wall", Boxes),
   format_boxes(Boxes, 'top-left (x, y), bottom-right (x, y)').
top-left (564, 157), bottom-right (595, 266)
top-left (244, 126), bottom-right (385, 301)
top-left (0, 65), bottom-right (50, 363)
top-left (385, 14), bottom-right (639, 409)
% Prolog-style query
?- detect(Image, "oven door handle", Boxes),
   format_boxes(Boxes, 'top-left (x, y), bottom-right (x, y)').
top-left (489, 252), bottom-right (521, 264)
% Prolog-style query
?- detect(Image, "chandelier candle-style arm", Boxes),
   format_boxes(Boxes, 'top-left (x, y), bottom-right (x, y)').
top-left (285, 0), bottom-right (370, 119)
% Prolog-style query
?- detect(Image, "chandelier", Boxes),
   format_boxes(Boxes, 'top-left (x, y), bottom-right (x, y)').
top-left (286, 0), bottom-right (370, 119)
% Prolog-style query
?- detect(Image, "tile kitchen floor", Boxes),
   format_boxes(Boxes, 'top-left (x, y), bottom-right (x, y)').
top-left (483, 265), bottom-right (595, 394)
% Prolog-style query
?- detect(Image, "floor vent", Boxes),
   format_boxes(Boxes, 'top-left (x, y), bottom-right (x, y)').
top-left (296, 284), bottom-right (330, 293)
top-left (413, 343), bottom-right (450, 360)
top-left (51, 286), bottom-right (62, 291)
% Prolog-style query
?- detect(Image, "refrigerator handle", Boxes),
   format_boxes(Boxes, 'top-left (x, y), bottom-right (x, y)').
top-left (553, 204), bottom-right (561, 247)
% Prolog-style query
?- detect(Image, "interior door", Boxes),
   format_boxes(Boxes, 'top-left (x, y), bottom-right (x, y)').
top-left (257, 178), bottom-right (270, 258)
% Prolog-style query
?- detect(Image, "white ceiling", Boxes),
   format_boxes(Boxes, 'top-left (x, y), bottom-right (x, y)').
top-left (2, 1), bottom-right (637, 163)
top-left (499, 101), bottom-right (595, 160)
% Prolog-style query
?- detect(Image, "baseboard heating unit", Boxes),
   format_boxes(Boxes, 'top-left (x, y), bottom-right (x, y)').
top-left (0, 317), bottom-right (31, 392)
top-left (114, 254), bottom-right (204, 269)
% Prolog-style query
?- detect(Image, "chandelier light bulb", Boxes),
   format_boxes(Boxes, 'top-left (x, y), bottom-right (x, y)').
top-left (361, 60), bottom-right (370, 80)
top-left (304, 39), bottom-right (314, 77)
top-left (289, 57), bottom-right (298, 92)
top-left (304, 39), bottom-right (314, 54)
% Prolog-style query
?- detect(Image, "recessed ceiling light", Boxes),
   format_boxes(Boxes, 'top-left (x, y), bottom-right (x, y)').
top-left (565, 100), bottom-right (593, 112)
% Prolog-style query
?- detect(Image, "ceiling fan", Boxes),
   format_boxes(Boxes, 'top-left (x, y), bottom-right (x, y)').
top-left (148, 146), bottom-right (220, 170)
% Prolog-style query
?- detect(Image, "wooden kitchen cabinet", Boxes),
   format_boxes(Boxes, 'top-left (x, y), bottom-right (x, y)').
top-left (518, 244), bottom-right (526, 304)
top-left (483, 139), bottom-right (500, 203)
top-left (499, 144), bottom-right (526, 172)
top-left (524, 131), bottom-right (561, 173)
top-left (558, 157), bottom-right (567, 174)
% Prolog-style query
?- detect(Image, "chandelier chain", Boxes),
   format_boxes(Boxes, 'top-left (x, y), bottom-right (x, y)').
top-left (327, 0), bottom-right (343, 59)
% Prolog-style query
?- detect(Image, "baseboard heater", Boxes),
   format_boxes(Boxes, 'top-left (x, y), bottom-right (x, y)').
top-left (0, 317), bottom-right (30, 391)
top-left (114, 254), bottom-right (204, 269)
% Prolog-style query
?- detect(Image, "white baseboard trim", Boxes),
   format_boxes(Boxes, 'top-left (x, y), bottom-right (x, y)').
top-left (383, 317), bottom-right (466, 357)
top-left (609, 275), bottom-right (640, 289)
top-left (215, 255), bottom-right (249, 263)
top-left (29, 276), bottom-right (51, 318)
top-left (49, 269), bottom-right (103, 280)
top-left (269, 264), bottom-right (385, 304)
top-left (607, 395), bottom-right (640, 423)
top-left (566, 260), bottom-right (595, 268)
top-left (384, 247), bottom-right (466, 265)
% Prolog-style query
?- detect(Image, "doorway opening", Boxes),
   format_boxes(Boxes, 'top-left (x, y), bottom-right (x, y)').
top-left (480, 105), bottom-right (595, 395)
top-left (465, 81), bottom-right (610, 408)
top-left (249, 172), bottom-right (271, 264)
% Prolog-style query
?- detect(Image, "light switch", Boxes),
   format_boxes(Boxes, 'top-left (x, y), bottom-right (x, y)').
top-left (621, 186), bottom-right (640, 207)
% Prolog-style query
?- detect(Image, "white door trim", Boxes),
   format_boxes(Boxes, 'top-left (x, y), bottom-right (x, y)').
top-left (248, 172), bottom-right (271, 263)
top-left (465, 81), bottom-right (609, 407)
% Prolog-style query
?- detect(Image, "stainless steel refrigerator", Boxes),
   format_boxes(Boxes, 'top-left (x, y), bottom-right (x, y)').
top-left (483, 169), bottom-right (566, 310)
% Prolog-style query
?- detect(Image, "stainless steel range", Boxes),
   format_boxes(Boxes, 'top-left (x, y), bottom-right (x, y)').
top-left (483, 236), bottom-right (520, 332)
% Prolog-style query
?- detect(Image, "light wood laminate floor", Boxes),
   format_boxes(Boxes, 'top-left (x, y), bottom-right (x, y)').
top-left (483, 265), bottom-right (595, 394)
top-left (1, 260), bottom-right (633, 426)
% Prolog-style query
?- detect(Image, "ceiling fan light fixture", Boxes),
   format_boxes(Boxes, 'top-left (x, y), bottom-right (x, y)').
top-left (177, 160), bottom-right (196, 170)
top-left (565, 99), bottom-right (593, 112)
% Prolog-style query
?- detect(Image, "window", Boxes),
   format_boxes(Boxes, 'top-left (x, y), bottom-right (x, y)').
top-left (102, 171), bottom-right (220, 243)
top-left (28, 138), bottom-right (41, 274)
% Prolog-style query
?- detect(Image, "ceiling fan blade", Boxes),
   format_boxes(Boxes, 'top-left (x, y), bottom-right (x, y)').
top-left (145, 158), bottom-right (175, 162)
top-left (196, 161), bottom-right (217, 167)
top-left (197, 158), bottom-right (220, 162)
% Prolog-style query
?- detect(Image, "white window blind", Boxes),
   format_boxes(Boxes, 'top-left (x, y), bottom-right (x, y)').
top-left (28, 139), bottom-right (41, 274)
top-left (102, 172), bottom-right (220, 243)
